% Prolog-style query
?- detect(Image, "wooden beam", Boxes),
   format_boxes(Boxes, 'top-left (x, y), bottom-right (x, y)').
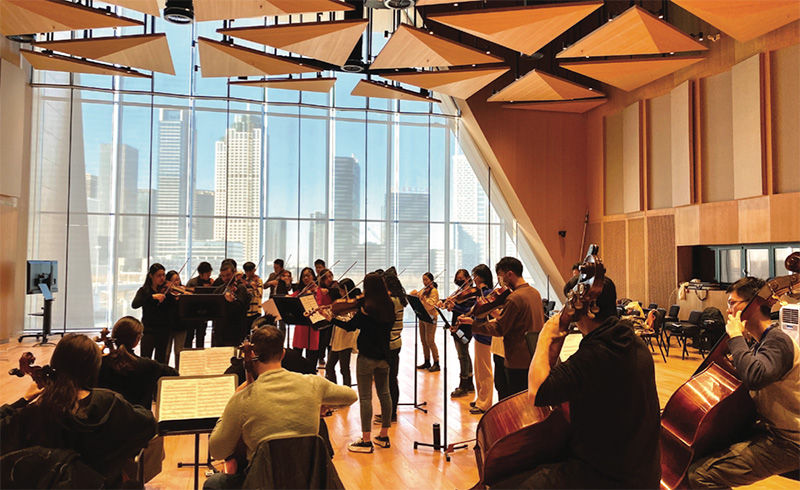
top-left (21, 48), bottom-right (151, 77)
top-left (197, 37), bottom-right (321, 78)
top-left (351, 79), bottom-right (441, 103)
top-left (381, 66), bottom-right (509, 100)
top-left (35, 33), bottom-right (175, 75)
top-left (0, 0), bottom-right (143, 36)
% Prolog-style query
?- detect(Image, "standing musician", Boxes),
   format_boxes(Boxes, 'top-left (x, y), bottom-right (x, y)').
top-left (316, 269), bottom-right (341, 370)
top-left (494, 274), bottom-right (661, 489)
top-left (688, 277), bottom-right (800, 488)
top-left (242, 261), bottom-right (263, 332)
top-left (460, 257), bottom-right (544, 397)
top-left (132, 263), bottom-right (174, 363)
top-left (410, 272), bottom-right (440, 373)
top-left (380, 269), bottom-right (407, 425)
top-left (291, 267), bottom-right (321, 364)
top-left (206, 325), bottom-right (357, 490)
top-left (212, 262), bottom-right (251, 347)
top-left (164, 269), bottom-right (189, 369)
top-left (185, 261), bottom-right (214, 348)
top-left (325, 278), bottom-right (360, 387)
top-left (213, 259), bottom-right (237, 286)
top-left (265, 258), bottom-right (285, 298)
top-left (468, 264), bottom-right (495, 415)
top-left (442, 269), bottom-right (476, 397)
top-left (314, 259), bottom-right (326, 276)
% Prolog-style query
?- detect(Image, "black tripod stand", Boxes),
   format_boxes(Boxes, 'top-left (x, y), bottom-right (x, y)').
top-left (402, 295), bottom-right (433, 414)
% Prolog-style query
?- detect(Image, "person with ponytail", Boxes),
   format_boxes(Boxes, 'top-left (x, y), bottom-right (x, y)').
top-left (98, 316), bottom-right (179, 408)
top-left (410, 272), bottom-right (440, 372)
top-left (132, 263), bottom-right (174, 363)
top-left (1, 334), bottom-right (157, 487)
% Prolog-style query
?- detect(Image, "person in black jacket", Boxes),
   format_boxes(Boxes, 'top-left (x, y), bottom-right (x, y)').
top-left (212, 262), bottom-right (251, 347)
top-left (1, 334), bottom-right (157, 488)
top-left (98, 316), bottom-right (179, 408)
top-left (132, 263), bottom-right (174, 363)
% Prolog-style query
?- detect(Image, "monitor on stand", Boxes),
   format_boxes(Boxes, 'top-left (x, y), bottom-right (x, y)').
top-left (22, 260), bottom-right (61, 345)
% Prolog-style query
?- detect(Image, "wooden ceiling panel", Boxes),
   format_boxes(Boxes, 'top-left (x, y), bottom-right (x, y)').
top-left (671, 0), bottom-right (800, 42)
top-left (102, 0), bottom-right (161, 18)
top-left (557, 6), bottom-right (707, 58)
top-left (560, 56), bottom-right (704, 91)
top-left (229, 77), bottom-right (336, 93)
top-left (502, 98), bottom-right (607, 113)
top-left (487, 69), bottom-right (602, 102)
top-left (21, 48), bottom-right (151, 77)
top-left (428, 1), bottom-right (603, 55)
top-left (416, 0), bottom-right (480, 5)
top-left (381, 66), bottom-right (509, 100)
top-left (0, 0), bottom-right (143, 36)
top-left (193, 0), bottom-right (353, 23)
top-left (219, 19), bottom-right (367, 66)
top-left (36, 33), bottom-right (175, 75)
top-left (371, 24), bottom-right (503, 69)
top-left (351, 79), bottom-right (441, 103)
top-left (198, 37), bottom-right (321, 78)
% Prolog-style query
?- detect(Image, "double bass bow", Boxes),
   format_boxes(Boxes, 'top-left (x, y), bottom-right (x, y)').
top-left (659, 252), bottom-right (800, 490)
top-left (472, 245), bottom-right (606, 489)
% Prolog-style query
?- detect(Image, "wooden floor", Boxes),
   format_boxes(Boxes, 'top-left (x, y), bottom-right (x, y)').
top-left (0, 328), bottom-right (789, 490)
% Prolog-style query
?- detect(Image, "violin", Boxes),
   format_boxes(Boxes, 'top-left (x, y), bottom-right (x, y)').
top-left (94, 327), bottom-right (116, 354)
top-left (8, 352), bottom-right (51, 388)
top-left (306, 294), bottom-right (365, 319)
top-left (467, 285), bottom-right (510, 319)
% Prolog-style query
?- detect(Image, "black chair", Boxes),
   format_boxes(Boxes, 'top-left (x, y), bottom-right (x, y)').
top-left (664, 304), bottom-right (680, 324)
top-left (664, 310), bottom-right (703, 360)
top-left (242, 435), bottom-right (343, 490)
top-left (643, 302), bottom-right (658, 316)
top-left (640, 309), bottom-right (667, 363)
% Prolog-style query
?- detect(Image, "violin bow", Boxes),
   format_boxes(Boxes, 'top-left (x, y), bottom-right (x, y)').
top-left (164, 258), bottom-right (189, 295)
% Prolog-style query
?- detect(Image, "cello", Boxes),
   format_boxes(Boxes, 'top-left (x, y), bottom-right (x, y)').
top-left (659, 252), bottom-right (800, 490)
top-left (472, 245), bottom-right (606, 488)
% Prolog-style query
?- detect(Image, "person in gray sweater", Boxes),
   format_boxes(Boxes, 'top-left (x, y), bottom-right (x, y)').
top-left (205, 325), bottom-right (357, 489)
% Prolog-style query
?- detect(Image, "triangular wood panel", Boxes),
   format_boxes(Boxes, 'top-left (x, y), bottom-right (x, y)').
top-left (671, 0), bottom-right (800, 43)
top-left (381, 66), bottom-right (509, 100)
top-left (502, 98), bottom-right (607, 113)
top-left (560, 56), bottom-right (704, 91)
top-left (193, 0), bottom-right (353, 23)
top-left (35, 34), bottom-right (175, 75)
top-left (428, 1), bottom-right (602, 55)
top-left (198, 37), bottom-right (321, 78)
top-left (21, 49), bottom-right (150, 78)
top-left (0, 0), bottom-right (143, 37)
top-left (229, 77), bottom-right (336, 93)
top-left (351, 80), bottom-right (441, 103)
top-left (219, 19), bottom-right (367, 66)
top-left (487, 69), bottom-right (602, 102)
top-left (371, 24), bottom-right (503, 69)
top-left (102, 0), bottom-right (160, 17)
top-left (557, 6), bottom-right (706, 58)
top-left (416, 0), bottom-right (480, 5)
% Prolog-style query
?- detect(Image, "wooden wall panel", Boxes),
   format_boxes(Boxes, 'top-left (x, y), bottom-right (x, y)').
top-left (647, 214), bottom-right (676, 308)
top-left (738, 196), bottom-right (771, 243)
top-left (701, 71), bottom-right (735, 203)
top-left (770, 192), bottom-right (800, 242)
top-left (699, 201), bottom-right (739, 244)
top-left (602, 220), bottom-right (627, 295)
top-left (604, 112), bottom-right (624, 215)
top-left (731, 54), bottom-right (763, 200)
top-left (648, 93), bottom-right (672, 210)
top-left (771, 43), bottom-right (800, 194)
top-left (627, 218), bottom-right (646, 302)
top-left (0, 59), bottom-right (23, 198)
top-left (671, 81), bottom-right (692, 207)
top-left (675, 205), bottom-right (700, 246)
top-left (622, 103), bottom-right (641, 213)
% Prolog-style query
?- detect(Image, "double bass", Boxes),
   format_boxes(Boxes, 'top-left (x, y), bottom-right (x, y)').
top-left (659, 252), bottom-right (800, 489)
top-left (472, 245), bottom-right (606, 488)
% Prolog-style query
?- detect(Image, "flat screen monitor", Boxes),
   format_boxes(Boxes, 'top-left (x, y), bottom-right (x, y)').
top-left (27, 260), bottom-right (58, 295)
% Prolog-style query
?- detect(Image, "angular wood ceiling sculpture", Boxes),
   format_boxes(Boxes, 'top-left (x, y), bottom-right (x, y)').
top-left (21, 49), bottom-right (150, 77)
top-left (198, 37), bottom-right (321, 78)
top-left (351, 79), bottom-right (441, 103)
top-left (371, 24), bottom-right (503, 69)
top-left (428, 1), bottom-right (603, 55)
top-left (229, 77), bottom-right (337, 93)
top-left (35, 34), bottom-right (175, 75)
top-left (0, 0), bottom-right (143, 36)
top-left (560, 56), bottom-right (704, 91)
top-left (557, 6), bottom-right (707, 58)
top-left (416, 0), bottom-right (480, 5)
top-left (193, 0), bottom-right (353, 23)
top-left (501, 99), bottom-right (607, 113)
top-left (487, 69), bottom-right (602, 102)
top-left (218, 19), bottom-right (368, 66)
top-left (381, 66), bottom-right (509, 100)
top-left (671, 0), bottom-right (800, 42)
top-left (102, 0), bottom-right (161, 18)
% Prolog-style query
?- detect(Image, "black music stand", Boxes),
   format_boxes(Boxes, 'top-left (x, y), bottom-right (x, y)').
top-left (403, 295), bottom-right (430, 413)
top-left (273, 296), bottom-right (321, 360)
top-left (178, 294), bottom-right (226, 322)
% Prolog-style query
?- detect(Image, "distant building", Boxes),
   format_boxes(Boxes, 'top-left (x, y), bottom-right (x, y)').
top-left (154, 109), bottom-right (190, 257)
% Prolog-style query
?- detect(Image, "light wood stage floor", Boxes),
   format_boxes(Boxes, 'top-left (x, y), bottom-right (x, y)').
top-left (0, 327), bottom-right (790, 490)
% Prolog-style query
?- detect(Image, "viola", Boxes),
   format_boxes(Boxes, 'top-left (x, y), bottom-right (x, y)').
top-left (659, 251), bottom-right (800, 490)
top-left (468, 285), bottom-right (511, 319)
top-left (8, 352), bottom-right (51, 388)
top-left (472, 245), bottom-right (605, 488)
top-left (94, 327), bottom-right (116, 354)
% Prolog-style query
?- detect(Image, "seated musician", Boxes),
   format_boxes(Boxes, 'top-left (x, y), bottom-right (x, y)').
top-left (206, 325), bottom-right (357, 489)
top-left (1, 334), bottom-right (157, 488)
top-left (460, 257), bottom-right (545, 397)
top-left (688, 277), bottom-right (800, 488)
top-left (496, 275), bottom-right (661, 489)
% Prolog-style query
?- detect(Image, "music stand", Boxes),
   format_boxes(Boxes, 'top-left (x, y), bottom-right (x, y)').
top-left (272, 296), bottom-right (320, 361)
top-left (178, 295), bottom-right (226, 322)
top-left (403, 295), bottom-right (430, 413)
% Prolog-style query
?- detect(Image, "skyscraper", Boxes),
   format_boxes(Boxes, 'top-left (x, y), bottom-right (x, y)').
top-left (452, 153), bottom-right (487, 268)
top-left (308, 211), bottom-right (327, 267)
top-left (214, 114), bottom-right (262, 261)
top-left (99, 143), bottom-right (142, 272)
top-left (388, 189), bottom-right (429, 277)
top-left (193, 189), bottom-right (215, 240)
top-left (332, 156), bottom-right (360, 266)
top-left (154, 109), bottom-right (190, 257)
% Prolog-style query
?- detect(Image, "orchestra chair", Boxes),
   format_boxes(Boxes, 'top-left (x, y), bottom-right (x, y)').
top-left (639, 309), bottom-right (667, 363)
top-left (664, 304), bottom-right (680, 324)
top-left (643, 302), bottom-right (658, 316)
top-left (663, 310), bottom-right (703, 360)
top-left (241, 435), bottom-right (343, 490)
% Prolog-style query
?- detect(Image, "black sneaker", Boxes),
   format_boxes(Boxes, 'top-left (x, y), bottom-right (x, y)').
top-left (348, 438), bottom-right (373, 453)
top-left (450, 386), bottom-right (469, 398)
top-left (416, 361), bottom-right (431, 370)
top-left (427, 362), bottom-right (440, 372)
top-left (374, 435), bottom-right (391, 448)
top-left (469, 401), bottom-right (476, 408)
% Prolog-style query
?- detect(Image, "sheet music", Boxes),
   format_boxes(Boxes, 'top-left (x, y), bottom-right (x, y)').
top-left (180, 347), bottom-right (236, 376)
top-left (262, 298), bottom-right (281, 321)
top-left (157, 375), bottom-right (235, 422)
top-left (299, 294), bottom-right (326, 324)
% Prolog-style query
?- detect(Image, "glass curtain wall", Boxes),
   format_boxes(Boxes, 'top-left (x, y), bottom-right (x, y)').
top-left (25, 11), bottom-right (555, 331)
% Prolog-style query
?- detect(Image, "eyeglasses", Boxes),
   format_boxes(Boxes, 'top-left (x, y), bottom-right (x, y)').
top-left (726, 299), bottom-right (746, 308)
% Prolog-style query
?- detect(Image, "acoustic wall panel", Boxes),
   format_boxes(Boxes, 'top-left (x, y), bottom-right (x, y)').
top-left (731, 55), bottom-right (762, 200)
top-left (622, 103), bottom-right (640, 214)
top-left (627, 218), bottom-right (645, 302)
top-left (604, 112), bottom-right (624, 215)
top-left (772, 43), bottom-right (800, 194)
top-left (701, 70), bottom-right (734, 203)
top-left (648, 93), bottom-right (672, 210)
top-left (602, 220), bottom-right (627, 296)
top-left (671, 81), bottom-right (692, 207)
top-left (647, 214), bottom-right (676, 308)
